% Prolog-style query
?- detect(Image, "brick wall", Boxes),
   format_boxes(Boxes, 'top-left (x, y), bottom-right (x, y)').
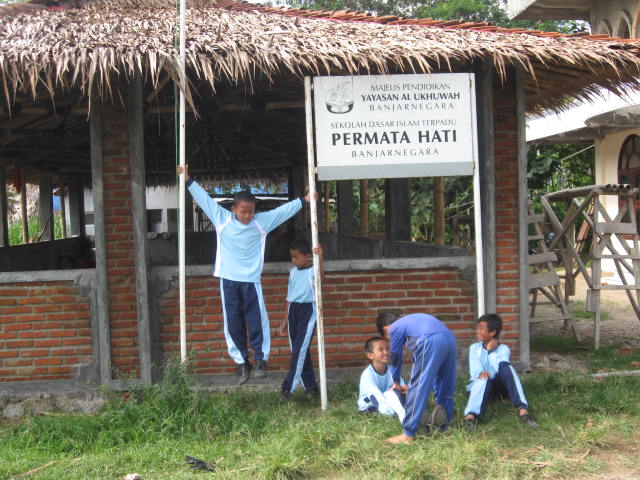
top-left (493, 74), bottom-right (521, 357)
top-left (159, 268), bottom-right (475, 374)
top-left (0, 282), bottom-right (92, 381)
top-left (102, 106), bottom-right (140, 377)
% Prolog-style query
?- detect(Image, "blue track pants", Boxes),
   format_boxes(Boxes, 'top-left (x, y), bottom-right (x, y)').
top-left (402, 331), bottom-right (457, 437)
top-left (220, 278), bottom-right (269, 364)
top-left (281, 302), bottom-right (318, 393)
top-left (464, 361), bottom-right (528, 416)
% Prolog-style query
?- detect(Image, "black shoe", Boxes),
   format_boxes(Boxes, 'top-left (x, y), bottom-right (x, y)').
top-left (280, 389), bottom-right (291, 403)
top-left (237, 362), bottom-right (252, 385)
top-left (254, 359), bottom-right (267, 378)
top-left (519, 413), bottom-right (539, 428)
top-left (305, 388), bottom-right (319, 398)
top-left (464, 417), bottom-right (476, 432)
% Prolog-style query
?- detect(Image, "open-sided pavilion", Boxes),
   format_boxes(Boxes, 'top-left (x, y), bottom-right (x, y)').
top-left (1, 0), bottom-right (640, 392)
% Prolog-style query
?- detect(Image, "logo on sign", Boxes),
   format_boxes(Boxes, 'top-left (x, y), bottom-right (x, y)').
top-left (325, 83), bottom-right (354, 114)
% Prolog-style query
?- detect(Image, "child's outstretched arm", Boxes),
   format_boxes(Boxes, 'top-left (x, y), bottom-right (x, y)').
top-left (176, 164), bottom-right (190, 181)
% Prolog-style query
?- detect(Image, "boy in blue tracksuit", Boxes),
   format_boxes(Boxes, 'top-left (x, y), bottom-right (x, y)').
top-left (357, 336), bottom-right (406, 422)
top-left (279, 239), bottom-right (322, 400)
top-left (179, 165), bottom-right (310, 384)
top-left (376, 311), bottom-right (456, 445)
top-left (463, 314), bottom-right (538, 431)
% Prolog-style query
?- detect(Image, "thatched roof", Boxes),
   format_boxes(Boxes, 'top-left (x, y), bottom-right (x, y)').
top-left (1, 0), bottom-right (640, 187)
top-left (1, 0), bottom-right (640, 113)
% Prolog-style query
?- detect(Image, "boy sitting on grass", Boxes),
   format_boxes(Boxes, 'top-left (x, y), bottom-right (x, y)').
top-left (463, 313), bottom-right (539, 431)
top-left (357, 336), bottom-right (406, 422)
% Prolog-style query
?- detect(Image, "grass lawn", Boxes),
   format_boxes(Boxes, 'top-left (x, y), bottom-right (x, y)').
top-left (1, 343), bottom-right (639, 480)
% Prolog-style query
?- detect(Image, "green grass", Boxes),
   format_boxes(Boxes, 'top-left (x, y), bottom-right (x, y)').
top-left (1, 352), bottom-right (639, 480)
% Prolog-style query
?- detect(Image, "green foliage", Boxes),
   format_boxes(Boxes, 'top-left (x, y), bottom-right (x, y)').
top-left (7, 212), bottom-right (65, 245)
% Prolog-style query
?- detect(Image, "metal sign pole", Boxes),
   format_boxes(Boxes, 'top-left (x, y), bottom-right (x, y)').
top-left (178, 0), bottom-right (187, 362)
top-left (304, 76), bottom-right (328, 411)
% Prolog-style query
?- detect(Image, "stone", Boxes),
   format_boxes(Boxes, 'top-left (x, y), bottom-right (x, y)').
top-left (3, 403), bottom-right (24, 419)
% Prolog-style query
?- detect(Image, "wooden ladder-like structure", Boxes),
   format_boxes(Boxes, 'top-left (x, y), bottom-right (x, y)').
top-left (528, 201), bottom-right (578, 339)
top-left (541, 184), bottom-right (640, 348)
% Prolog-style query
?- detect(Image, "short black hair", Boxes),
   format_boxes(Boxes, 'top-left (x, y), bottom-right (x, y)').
top-left (290, 238), bottom-right (311, 255)
top-left (376, 311), bottom-right (401, 336)
top-left (233, 190), bottom-right (256, 206)
top-left (477, 313), bottom-right (502, 338)
top-left (364, 336), bottom-right (387, 353)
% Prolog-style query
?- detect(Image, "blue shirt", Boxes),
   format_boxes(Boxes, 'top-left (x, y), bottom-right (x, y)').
top-left (287, 266), bottom-right (315, 303)
top-left (187, 179), bottom-right (303, 283)
top-left (468, 342), bottom-right (511, 382)
top-left (388, 313), bottom-right (451, 382)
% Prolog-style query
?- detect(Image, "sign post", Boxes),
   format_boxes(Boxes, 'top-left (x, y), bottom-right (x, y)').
top-left (305, 72), bottom-right (483, 407)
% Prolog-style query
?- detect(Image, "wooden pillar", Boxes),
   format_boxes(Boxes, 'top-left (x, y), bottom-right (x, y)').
top-left (0, 168), bottom-right (9, 247)
top-left (476, 60), bottom-right (497, 313)
top-left (433, 177), bottom-right (445, 245)
top-left (68, 177), bottom-right (86, 237)
top-left (59, 188), bottom-right (67, 238)
top-left (359, 180), bottom-right (369, 234)
top-left (323, 182), bottom-right (331, 232)
top-left (289, 166), bottom-right (306, 231)
top-left (38, 170), bottom-right (54, 241)
top-left (128, 71), bottom-right (154, 383)
top-left (90, 97), bottom-right (112, 385)
top-left (384, 178), bottom-right (411, 241)
top-left (20, 166), bottom-right (28, 243)
top-left (337, 180), bottom-right (354, 234)
top-left (516, 67), bottom-right (530, 369)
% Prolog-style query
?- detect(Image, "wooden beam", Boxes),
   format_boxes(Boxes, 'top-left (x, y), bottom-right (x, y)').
top-left (128, 71), bottom-right (154, 383)
top-left (0, 167), bottom-right (8, 247)
top-left (90, 97), bottom-right (112, 385)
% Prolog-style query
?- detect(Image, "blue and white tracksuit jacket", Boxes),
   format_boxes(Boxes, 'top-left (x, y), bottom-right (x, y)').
top-left (464, 342), bottom-right (528, 416)
top-left (357, 364), bottom-right (406, 422)
top-left (187, 178), bottom-right (303, 364)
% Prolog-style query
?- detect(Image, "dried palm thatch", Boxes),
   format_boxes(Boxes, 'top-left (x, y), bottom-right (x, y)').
top-left (0, 0), bottom-right (640, 114)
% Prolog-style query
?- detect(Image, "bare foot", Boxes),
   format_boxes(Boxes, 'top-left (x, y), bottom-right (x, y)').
top-left (386, 433), bottom-right (414, 445)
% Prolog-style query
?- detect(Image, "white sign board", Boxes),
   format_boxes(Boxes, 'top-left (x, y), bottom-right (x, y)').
top-left (312, 73), bottom-right (477, 180)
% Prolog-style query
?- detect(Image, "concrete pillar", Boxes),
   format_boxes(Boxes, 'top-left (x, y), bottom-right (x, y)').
top-left (0, 168), bottom-right (9, 247)
top-left (39, 170), bottom-right (54, 242)
top-left (68, 176), bottom-right (86, 237)
top-left (337, 180), bottom-right (354, 234)
top-left (384, 178), bottom-right (411, 241)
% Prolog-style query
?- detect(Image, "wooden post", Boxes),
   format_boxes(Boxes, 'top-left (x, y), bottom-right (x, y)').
top-left (128, 71), bottom-right (153, 382)
top-left (38, 170), bottom-right (54, 241)
top-left (20, 166), bottom-right (28, 243)
top-left (323, 182), bottom-right (331, 232)
top-left (433, 177), bottom-right (445, 245)
top-left (516, 67), bottom-right (531, 367)
top-left (475, 60), bottom-right (496, 313)
top-left (337, 180), bottom-right (354, 234)
top-left (59, 188), bottom-right (67, 238)
top-left (0, 168), bottom-right (9, 247)
top-left (359, 179), bottom-right (369, 234)
top-left (384, 178), bottom-right (411, 242)
top-left (90, 97), bottom-right (112, 385)
top-left (68, 177), bottom-right (85, 237)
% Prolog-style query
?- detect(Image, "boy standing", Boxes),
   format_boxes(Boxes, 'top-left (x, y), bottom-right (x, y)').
top-left (278, 240), bottom-right (323, 401)
top-left (357, 336), bottom-right (406, 422)
top-left (463, 313), bottom-right (538, 431)
top-left (376, 311), bottom-right (456, 445)
top-left (179, 165), bottom-right (310, 384)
